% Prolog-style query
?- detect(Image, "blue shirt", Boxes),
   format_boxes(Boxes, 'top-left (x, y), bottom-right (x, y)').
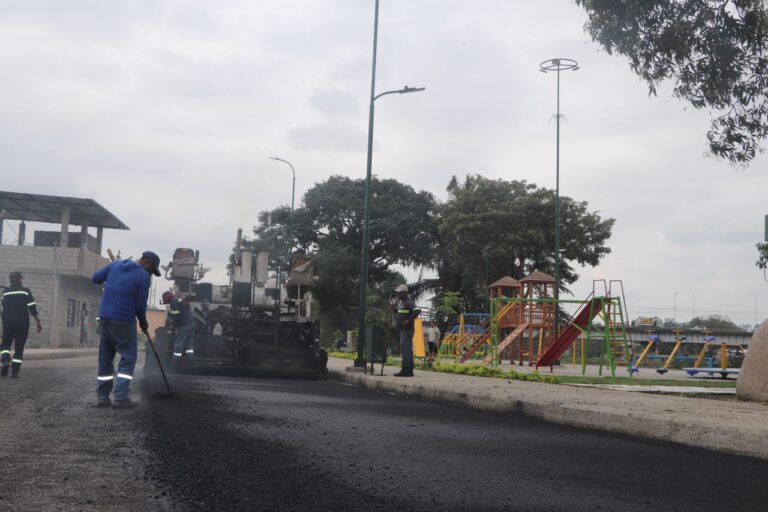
top-left (92, 260), bottom-right (151, 325)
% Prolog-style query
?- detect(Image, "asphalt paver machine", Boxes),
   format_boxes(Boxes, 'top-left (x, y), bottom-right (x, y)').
top-left (146, 229), bottom-right (327, 378)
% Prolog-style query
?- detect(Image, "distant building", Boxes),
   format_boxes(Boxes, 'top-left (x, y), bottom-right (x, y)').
top-left (0, 191), bottom-right (128, 347)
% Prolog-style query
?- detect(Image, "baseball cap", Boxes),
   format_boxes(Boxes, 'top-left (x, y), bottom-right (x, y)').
top-left (394, 284), bottom-right (408, 293)
top-left (142, 251), bottom-right (162, 276)
top-left (9, 271), bottom-right (22, 280)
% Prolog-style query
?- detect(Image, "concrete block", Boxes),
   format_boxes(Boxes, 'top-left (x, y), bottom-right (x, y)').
top-left (736, 320), bottom-right (768, 402)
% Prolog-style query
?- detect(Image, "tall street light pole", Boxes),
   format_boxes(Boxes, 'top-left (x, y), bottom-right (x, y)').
top-left (356, 0), bottom-right (425, 367)
top-left (540, 58), bottom-right (579, 333)
top-left (673, 291), bottom-right (678, 324)
top-left (269, 156), bottom-right (296, 248)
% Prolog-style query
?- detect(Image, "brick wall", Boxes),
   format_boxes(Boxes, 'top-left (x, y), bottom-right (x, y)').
top-left (0, 245), bottom-right (109, 347)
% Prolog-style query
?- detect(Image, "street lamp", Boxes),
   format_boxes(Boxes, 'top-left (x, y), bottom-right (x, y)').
top-left (268, 156), bottom-right (296, 248)
top-left (673, 291), bottom-right (678, 323)
top-left (356, 0), bottom-right (425, 367)
top-left (539, 57), bottom-right (578, 333)
top-left (692, 291), bottom-right (696, 321)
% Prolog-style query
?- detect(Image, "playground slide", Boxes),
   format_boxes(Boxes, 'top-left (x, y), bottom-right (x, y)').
top-left (536, 297), bottom-right (601, 368)
top-left (459, 331), bottom-right (491, 363)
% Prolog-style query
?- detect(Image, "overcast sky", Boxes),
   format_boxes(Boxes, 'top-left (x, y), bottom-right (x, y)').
top-left (1, 0), bottom-right (766, 326)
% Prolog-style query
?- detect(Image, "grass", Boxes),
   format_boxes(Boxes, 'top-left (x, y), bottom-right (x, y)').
top-left (327, 353), bottom-right (735, 388)
top-left (555, 375), bottom-right (737, 388)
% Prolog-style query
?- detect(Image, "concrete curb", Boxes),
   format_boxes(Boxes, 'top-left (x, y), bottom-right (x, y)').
top-left (329, 367), bottom-right (768, 461)
top-left (23, 349), bottom-right (98, 361)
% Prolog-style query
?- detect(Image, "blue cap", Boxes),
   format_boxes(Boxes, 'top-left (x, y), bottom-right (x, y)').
top-left (141, 251), bottom-right (161, 276)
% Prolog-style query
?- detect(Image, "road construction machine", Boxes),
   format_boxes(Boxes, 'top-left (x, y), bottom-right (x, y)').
top-left (145, 229), bottom-right (327, 379)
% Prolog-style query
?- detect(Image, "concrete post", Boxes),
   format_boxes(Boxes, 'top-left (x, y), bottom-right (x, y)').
top-left (96, 226), bottom-right (103, 255)
top-left (80, 218), bottom-right (89, 250)
top-left (18, 221), bottom-right (26, 246)
top-left (60, 207), bottom-right (70, 248)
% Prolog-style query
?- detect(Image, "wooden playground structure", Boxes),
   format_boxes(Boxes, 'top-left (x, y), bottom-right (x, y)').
top-left (438, 273), bottom-right (632, 377)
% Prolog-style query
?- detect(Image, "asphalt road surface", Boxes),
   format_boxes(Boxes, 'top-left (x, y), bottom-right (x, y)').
top-left (2, 356), bottom-right (767, 512)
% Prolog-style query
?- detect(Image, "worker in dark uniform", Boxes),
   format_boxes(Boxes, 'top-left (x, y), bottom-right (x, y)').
top-left (392, 284), bottom-right (420, 377)
top-left (162, 291), bottom-right (195, 360)
top-left (1, 271), bottom-right (43, 378)
top-left (92, 251), bottom-right (160, 408)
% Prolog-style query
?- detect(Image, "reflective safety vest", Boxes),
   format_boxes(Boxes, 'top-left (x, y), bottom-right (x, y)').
top-left (1, 285), bottom-right (38, 325)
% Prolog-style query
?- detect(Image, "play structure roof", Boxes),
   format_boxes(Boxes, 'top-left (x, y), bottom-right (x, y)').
top-left (520, 270), bottom-right (555, 283)
top-left (488, 276), bottom-right (520, 288)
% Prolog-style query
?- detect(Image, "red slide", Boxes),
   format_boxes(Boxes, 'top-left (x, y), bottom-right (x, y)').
top-left (536, 296), bottom-right (601, 368)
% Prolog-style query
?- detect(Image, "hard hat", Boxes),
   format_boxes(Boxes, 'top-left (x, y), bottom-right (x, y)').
top-left (161, 291), bottom-right (175, 304)
top-left (394, 284), bottom-right (408, 293)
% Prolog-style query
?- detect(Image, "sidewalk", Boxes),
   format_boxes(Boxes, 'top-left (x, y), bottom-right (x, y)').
top-left (23, 347), bottom-right (98, 361)
top-left (327, 357), bottom-right (768, 460)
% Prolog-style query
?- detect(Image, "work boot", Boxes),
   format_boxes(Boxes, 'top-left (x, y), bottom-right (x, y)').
top-left (0, 365), bottom-right (8, 377)
top-left (112, 397), bottom-right (135, 409)
top-left (96, 398), bottom-right (111, 408)
top-left (10, 366), bottom-right (20, 378)
top-left (394, 371), bottom-right (413, 377)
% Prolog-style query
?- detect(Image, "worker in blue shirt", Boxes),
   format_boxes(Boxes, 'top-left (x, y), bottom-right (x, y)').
top-left (1, 271), bottom-right (43, 378)
top-left (162, 291), bottom-right (195, 360)
top-left (92, 251), bottom-right (160, 408)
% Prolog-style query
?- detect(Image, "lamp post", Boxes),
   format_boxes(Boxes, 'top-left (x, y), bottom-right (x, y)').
top-left (356, 0), bottom-right (425, 367)
top-left (673, 291), bottom-right (678, 324)
top-left (692, 291), bottom-right (696, 321)
top-left (539, 58), bottom-right (579, 332)
top-left (268, 156), bottom-right (296, 248)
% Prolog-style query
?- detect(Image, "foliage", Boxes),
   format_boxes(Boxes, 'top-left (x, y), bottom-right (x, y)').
top-left (438, 174), bottom-right (614, 304)
top-left (428, 361), bottom-right (560, 383)
top-left (253, 175), bottom-right (438, 334)
top-left (688, 314), bottom-right (744, 331)
top-left (437, 291), bottom-right (461, 317)
top-left (757, 242), bottom-right (768, 279)
top-left (576, 0), bottom-right (768, 164)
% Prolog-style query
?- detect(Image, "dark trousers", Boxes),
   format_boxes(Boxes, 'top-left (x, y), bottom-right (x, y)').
top-left (399, 329), bottom-right (414, 375)
top-left (173, 324), bottom-right (195, 356)
top-left (1, 322), bottom-right (29, 374)
top-left (97, 319), bottom-right (137, 400)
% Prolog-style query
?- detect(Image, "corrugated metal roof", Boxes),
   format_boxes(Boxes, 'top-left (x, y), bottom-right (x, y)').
top-left (0, 191), bottom-right (129, 230)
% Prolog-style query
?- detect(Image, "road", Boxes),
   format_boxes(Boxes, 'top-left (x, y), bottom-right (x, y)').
top-left (1, 356), bottom-right (767, 512)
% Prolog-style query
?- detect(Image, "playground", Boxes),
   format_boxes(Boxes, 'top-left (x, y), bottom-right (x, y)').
top-left (429, 271), bottom-right (745, 382)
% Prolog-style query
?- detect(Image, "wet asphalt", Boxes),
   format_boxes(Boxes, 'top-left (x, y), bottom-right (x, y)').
top-left (2, 356), bottom-right (768, 512)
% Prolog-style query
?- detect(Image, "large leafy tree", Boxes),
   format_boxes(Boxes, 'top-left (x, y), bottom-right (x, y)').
top-left (438, 174), bottom-right (614, 305)
top-left (253, 175), bottom-right (438, 337)
top-left (576, 0), bottom-right (768, 164)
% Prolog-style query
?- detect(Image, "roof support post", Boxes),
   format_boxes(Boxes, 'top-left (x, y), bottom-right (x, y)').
top-left (60, 206), bottom-right (70, 248)
top-left (96, 226), bottom-right (103, 255)
top-left (80, 218), bottom-right (89, 250)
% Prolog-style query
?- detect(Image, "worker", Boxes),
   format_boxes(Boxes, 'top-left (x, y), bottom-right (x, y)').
top-left (392, 284), bottom-right (420, 377)
top-left (92, 251), bottom-right (160, 408)
top-left (162, 291), bottom-right (195, 360)
top-left (1, 271), bottom-right (43, 378)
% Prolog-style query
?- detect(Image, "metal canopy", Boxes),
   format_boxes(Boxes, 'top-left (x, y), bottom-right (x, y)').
top-left (0, 191), bottom-right (129, 230)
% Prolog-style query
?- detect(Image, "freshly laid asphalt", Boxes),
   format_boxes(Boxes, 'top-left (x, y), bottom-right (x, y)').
top-left (328, 357), bottom-right (768, 460)
top-left (2, 352), bottom-right (767, 511)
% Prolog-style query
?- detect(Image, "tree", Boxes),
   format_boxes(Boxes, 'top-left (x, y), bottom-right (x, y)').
top-left (437, 174), bottom-right (614, 304)
top-left (576, 0), bottom-right (768, 164)
top-left (252, 175), bottom-right (438, 338)
top-left (688, 314), bottom-right (744, 331)
top-left (757, 241), bottom-right (768, 279)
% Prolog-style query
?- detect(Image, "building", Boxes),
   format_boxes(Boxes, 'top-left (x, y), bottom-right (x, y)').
top-left (0, 191), bottom-right (128, 347)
